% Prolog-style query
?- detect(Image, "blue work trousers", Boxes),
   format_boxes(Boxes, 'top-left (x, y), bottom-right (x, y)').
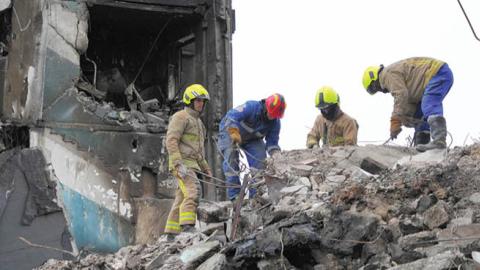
top-left (414, 64), bottom-right (454, 132)
top-left (218, 132), bottom-right (266, 200)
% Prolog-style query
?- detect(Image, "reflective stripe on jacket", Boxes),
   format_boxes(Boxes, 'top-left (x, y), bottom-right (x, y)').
top-left (379, 57), bottom-right (444, 123)
top-left (166, 107), bottom-right (209, 171)
top-left (307, 110), bottom-right (358, 147)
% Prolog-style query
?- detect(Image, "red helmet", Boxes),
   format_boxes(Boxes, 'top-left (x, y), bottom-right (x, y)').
top-left (265, 93), bottom-right (286, 119)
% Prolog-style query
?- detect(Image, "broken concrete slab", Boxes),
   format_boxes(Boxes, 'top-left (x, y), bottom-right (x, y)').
top-left (437, 224), bottom-right (480, 248)
top-left (448, 208), bottom-right (473, 227)
top-left (294, 176), bottom-right (312, 188)
top-left (197, 200), bottom-right (231, 223)
top-left (388, 250), bottom-right (465, 270)
top-left (180, 240), bottom-right (221, 268)
top-left (399, 216), bottom-right (425, 235)
top-left (396, 148), bottom-right (447, 168)
top-left (468, 192), bottom-right (480, 204)
top-left (196, 253), bottom-right (227, 270)
top-left (398, 230), bottom-right (437, 250)
top-left (280, 185), bottom-right (308, 195)
top-left (422, 201), bottom-right (449, 229)
top-left (290, 164), bottom-right (313, 177)
top-left (334, 145), bottom-right (415, 169)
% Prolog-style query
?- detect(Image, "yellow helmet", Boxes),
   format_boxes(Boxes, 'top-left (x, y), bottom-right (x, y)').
top-left (183, 84), bottom-right (210, 105)
top-left (315, 86), bottom-right (340, 109)
top-left (362, 66), bottom-right (381, 93)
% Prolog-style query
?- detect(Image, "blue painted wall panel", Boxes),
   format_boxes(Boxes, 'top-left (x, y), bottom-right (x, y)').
top-left (58, 183), bottom-right (134, 253)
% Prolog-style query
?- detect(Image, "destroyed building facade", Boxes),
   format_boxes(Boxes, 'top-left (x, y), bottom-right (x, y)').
top-left (0, 0), bottom-right (234, 266)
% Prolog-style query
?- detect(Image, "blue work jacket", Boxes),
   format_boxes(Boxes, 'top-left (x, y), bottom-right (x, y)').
top-left (219, 100), bottom-right (281, 154)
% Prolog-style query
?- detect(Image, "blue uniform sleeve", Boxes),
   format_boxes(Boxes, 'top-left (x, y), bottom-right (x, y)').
top-left (223, 102), bottom-right (253, 130)
top-left (265, 120), bottom-right (281, 155)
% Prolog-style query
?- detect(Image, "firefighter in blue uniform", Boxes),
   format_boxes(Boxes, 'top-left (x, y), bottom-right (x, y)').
top-left (218, 94), bottom-right (287, 200)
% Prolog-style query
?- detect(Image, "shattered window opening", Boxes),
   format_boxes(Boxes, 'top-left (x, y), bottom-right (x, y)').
top-left (79, 4), bottom-right (200, 114)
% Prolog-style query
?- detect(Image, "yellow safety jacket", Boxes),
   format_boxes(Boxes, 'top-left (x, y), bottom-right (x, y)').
top-left (379, 57), bottom-right (444, 127)
top-left (306, 110), bottom-right (358, 147)
top-left (166, 107), bottom-right (209, 172)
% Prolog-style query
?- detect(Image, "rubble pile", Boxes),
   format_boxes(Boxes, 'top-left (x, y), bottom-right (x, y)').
top-left (38, 144), bottom-right (480, 269)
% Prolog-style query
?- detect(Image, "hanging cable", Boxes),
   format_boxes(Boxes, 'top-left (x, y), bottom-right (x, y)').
top-left (457, 0), bottom-right (480, 42)
top-left (132, 18), bottom-right (172, 84)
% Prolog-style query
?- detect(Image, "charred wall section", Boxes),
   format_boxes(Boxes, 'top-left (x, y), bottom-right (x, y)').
top-left (2, 0), bottom-right (44, 121)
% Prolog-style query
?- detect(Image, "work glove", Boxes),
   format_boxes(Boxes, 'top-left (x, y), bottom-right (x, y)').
top-left (227, 127), bottom-right (242, 144)
top-left (306, 135), bottom-right (319, 149)
top-left (390, 116), bottom-right (402, 140)
top-left (175, 164), bottom-right (189, 179)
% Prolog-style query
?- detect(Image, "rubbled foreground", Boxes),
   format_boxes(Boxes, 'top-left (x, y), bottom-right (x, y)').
top-left (34, 143), bottom-right (480, 269)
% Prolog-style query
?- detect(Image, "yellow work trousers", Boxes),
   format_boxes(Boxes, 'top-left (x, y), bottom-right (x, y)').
top-left (164, 168), bottom-right (201, 234)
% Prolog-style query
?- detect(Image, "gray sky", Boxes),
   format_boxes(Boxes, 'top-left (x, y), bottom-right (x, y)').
top-left (232, 0), bottom-right (480, 150)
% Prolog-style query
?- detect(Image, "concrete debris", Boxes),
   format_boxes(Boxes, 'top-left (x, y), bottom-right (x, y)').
top-left (180, 240), bottom-right (220, 268)
top-left (196, 253), bottom-right (227, 270)
top-left (197, 200), bottom-right (232, 223)
top-left (422, 201), bottom-right (450, 229)
top-left (37, 143), bottom-right (480, 269)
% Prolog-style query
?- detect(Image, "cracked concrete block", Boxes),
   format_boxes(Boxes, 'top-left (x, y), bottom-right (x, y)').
top-left (468, 192), bottom-right (480, 204)
top-left (306, 203), bottom-right (332, 221)
top-left (196, 253), bottom-right (227, 270)
top-left (145, 252), bottom-right (169, 270)
top-left (0, 0), bottom-right (10, 12)
top-left (317, 183), bottom-right (334, 193)
top-left (398, 230), bottom-right (437, 250)
top-left (388, 250), bottom-right (465, 270)
top-left (290, 164), bottom-right (313, 177)
top-left (325, 175), bottom-right (346, 185)
top-left (437, 224), bottom-right (480, 248)
top-left (388, 243), bottom-right (424, 265)
top-left (180, 240), bottom-right (220, 268)
top-left (415, 194), bottom-right (437, 214)
top-left (294, 177), bottom-right (312, 188)
top-left (48, 2), bottom-right (89, 53)
top-left (448, 209), bottom-right (473, 228)
top-left (280, 185), bottom-right (308, 195)
top-left (197, 201), bottom-right (232, 223)
top-left (396, 149), bottom-right (447, 168)
top-left (399, 216), bottom-right (425, 235)
top-left (423, 201), bottom-right (449, 229)
top-left (238, 209), bottom-right (263, 237)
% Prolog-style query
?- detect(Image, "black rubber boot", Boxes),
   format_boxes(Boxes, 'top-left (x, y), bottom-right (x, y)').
top-left (166, 234), bottom-right (176, 241)
top-left (416, 116), bottom-right (447, 152)
top-left (181, 224), bottom-right (196, 233)
top-left (413, 131), bottom-right (430, 146)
